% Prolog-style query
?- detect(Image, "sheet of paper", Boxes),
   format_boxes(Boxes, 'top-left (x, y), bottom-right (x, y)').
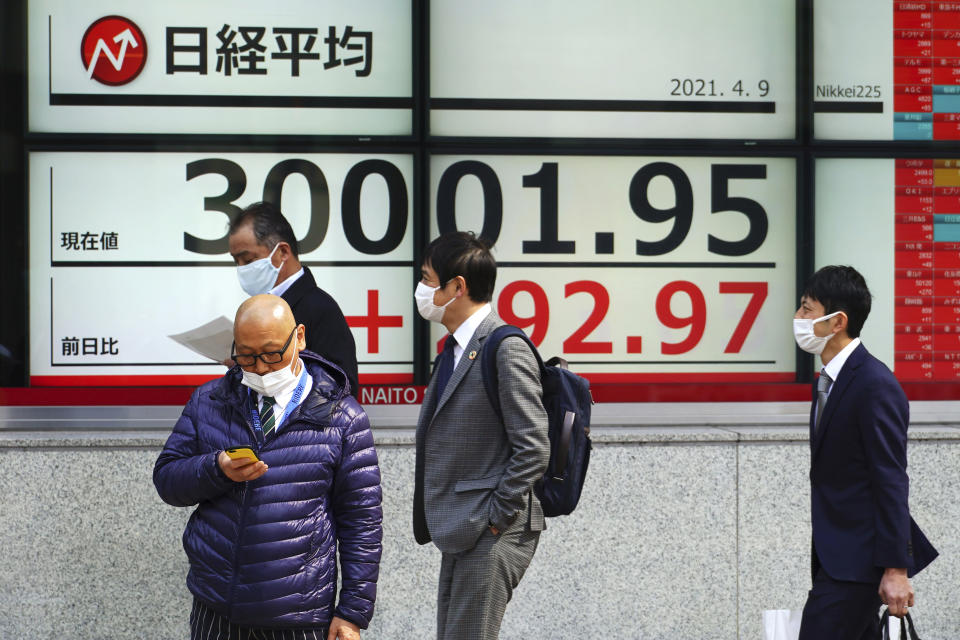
top-left (168, 316), bottom-right (234, 363)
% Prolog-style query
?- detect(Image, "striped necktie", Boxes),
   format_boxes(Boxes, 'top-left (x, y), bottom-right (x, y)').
top-left (814, 369), bottom-right (832, 434)
top-left (260, 395), bottom-right (277, 439)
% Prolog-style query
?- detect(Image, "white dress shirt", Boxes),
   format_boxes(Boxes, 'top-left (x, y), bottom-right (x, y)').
top-left (449, 304), bottom-right (492, 369)
top-left (269, 267), bottom-right (304, 298)
top-left (821, 336), bottom-right (861, 399)
top-left (257, 358), bottom-right (313, 434)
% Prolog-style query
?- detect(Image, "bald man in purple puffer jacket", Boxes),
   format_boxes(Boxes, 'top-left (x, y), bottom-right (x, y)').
top-left (155, 295), bottom-right (382, 640)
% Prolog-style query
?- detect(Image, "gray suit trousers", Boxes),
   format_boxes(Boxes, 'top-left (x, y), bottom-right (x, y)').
top-left (436, 512), bottom-right (540, 640)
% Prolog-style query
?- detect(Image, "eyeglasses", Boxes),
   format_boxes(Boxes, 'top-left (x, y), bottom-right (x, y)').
top-left (231, 327), bottom-right (296, 366)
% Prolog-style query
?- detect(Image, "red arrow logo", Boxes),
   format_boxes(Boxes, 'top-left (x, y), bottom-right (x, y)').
top-left (81, 16), bottom-right (147, 86)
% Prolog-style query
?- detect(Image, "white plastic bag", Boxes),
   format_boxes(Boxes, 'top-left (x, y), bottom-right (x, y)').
top-left (762, 609), bottom-right (802, 640)
top-left (881, 608), bottom-right (918, 640)
top-left (885, 614), bottom-right (902, 639)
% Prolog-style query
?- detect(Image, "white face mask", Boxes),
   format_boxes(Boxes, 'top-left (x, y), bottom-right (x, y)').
top-left (236, 243), bottom-right (283, 296)
top-left (793, 311), bottom-right (842, 355)
top-left (241, 356), bottom-right (301, 398)
top-left (415, 280), bottom-right (455, 323)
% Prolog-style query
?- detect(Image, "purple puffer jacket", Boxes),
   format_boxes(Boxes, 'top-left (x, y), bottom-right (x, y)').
top-left (153, 351), bottom-right (382, 629)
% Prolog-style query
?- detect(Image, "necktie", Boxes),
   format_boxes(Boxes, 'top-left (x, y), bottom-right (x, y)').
top-left (433, 336), bottom-right (457, 400)
top-left (814, 369), bottom-right (832, 434)
top-left (260, 395), bottom-right (277, 439)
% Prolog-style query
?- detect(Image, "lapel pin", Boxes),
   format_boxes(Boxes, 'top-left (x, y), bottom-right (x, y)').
top-left (468, 350), bottom-right (477, 360)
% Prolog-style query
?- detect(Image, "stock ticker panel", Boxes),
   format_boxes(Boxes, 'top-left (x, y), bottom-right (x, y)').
top-left (28, 152), bottom-right (415, 386)
top-left (430, 0), bottom-right (796, 139)
top-left (816, 158), bottom-right (960, 383)
top-left (895, 159), bottom-right (960, 380)
top-left (28, 0), bottom-right (414, 135)
top-left (429, 155), bottom-right (798, 383)
top-left (815, 0), bottom-right (960, 140)
top-left (893, 2), bottom-right (960, 139)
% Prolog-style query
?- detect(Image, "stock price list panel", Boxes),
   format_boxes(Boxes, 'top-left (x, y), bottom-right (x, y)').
top-left (815, 158), bottom-right (960, 382)
top-left (895, 159), bottom-right (960, 380)
top-left (429, 155), bottom-right (797, 382)
top-left (430, 0), bottom-right (795, 139)
top-left (815, 0), bottom-right (960, 139)
top-left (28, 152), bottom-right (415, 386)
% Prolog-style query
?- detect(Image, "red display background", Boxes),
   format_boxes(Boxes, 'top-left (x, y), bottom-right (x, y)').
top-left (894, 158), bottom-right (960, 381)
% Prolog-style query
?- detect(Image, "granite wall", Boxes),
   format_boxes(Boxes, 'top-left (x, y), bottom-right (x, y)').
top-left (1, 402), bottom-right (957, 639)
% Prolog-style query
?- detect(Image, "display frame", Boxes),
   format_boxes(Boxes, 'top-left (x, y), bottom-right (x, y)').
top-left (421, 144), bottom-right (808, 381)
top-left (812, 148), bottom-right (960, 394)
top-left (811, 0), bottom-right (960, 145)
top-left (3, 0), bottom-right (960, 403)
top-left (425, 0), bottom-right (807, 145)
top-left (24, 0), bottom-right (423, 143)
top-left (23, 143), bottom-right (424, 388)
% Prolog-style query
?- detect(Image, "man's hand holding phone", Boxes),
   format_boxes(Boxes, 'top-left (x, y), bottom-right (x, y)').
top-left (218, 449), bottom-right (268, 482)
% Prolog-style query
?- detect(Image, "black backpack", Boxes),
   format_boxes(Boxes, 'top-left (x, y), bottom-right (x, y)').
top-left (480, 325), bottom-right (592, 517)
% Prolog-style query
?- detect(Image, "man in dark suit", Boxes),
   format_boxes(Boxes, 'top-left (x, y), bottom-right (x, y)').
top-left (228, 202), bottom-right (359, 396)
top-left (412, 232), bottom-right (550, 640)
top-left (795, 265), bottom-right (937, 639)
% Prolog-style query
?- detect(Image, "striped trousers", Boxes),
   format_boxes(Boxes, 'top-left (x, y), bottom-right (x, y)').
top-left (190, 599), bottom-right (328, 640)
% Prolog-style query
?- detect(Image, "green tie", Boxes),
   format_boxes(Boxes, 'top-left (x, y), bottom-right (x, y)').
top-left (260, 396), bottom-right (277, 439)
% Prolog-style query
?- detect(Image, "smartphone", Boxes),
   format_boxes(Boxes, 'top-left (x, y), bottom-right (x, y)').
top-left (224, 446), bottom-right (260, 462)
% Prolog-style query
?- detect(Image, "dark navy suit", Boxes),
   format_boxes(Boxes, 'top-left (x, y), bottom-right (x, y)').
top-left (281, 266), bottom-right (359, 397)
top-left (800, 343), bottom-right (937, 639)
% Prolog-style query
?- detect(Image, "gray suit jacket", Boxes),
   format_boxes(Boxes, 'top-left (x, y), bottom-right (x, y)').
top-left (413, 311), bottom-right (550, 554)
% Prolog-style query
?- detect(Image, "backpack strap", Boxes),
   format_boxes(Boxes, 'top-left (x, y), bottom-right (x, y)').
top-left (479, 325), bottom-right (544, 422)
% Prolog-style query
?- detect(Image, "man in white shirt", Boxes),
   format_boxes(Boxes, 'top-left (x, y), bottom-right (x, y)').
top-left (412, 231), bottom-right (550, 640)
top-left (793, 265), bottom-right (936, 639)
top-left (228, 201), bottom-right (358, 395)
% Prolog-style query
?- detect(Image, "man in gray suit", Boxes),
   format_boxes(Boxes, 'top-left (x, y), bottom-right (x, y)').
top-left (413, 231), bottom-right (550, 640)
